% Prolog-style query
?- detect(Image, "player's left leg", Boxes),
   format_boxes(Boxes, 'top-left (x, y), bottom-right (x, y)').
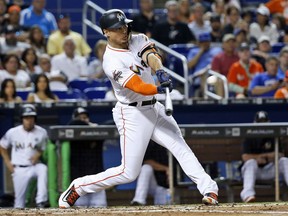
top-left (151, 102), bottom-right (218, 205)
top-left (34, 163), bottom-right (48, 206)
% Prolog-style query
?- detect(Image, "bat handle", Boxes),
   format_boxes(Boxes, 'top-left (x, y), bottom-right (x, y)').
top-left (165, 87), bottom-right (173, 116)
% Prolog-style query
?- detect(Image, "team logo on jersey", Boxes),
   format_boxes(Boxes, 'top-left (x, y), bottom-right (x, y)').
top-left (130, 64), bottom-right (143, 75)
top-left (117, 13), bottom-right (125, 21)
top-left (113, 70), bottom-right (123, 82)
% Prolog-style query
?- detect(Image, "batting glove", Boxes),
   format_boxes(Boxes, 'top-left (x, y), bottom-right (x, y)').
top-left (157, 80), bottom-right (173, 94)
top-left (156, 69), bottom-right (171, 83)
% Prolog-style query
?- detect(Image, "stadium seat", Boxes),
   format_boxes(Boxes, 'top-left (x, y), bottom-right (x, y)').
top-left (271, 43), bottom-right (285, 54)
top-left (53, 89), bottom-right (84, 100)
top-left (83, 87), bottom-right (108, 100)
top-left (16, 89), bottom-right (31, 100)
top-left (68, 78), bottom-right (103, 91)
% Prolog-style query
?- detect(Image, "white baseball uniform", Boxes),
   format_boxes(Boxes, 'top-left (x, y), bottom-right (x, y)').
top-left (70, 34), bottom-right (218, 200)
top-left (0, 125), bottom-right (48, 208)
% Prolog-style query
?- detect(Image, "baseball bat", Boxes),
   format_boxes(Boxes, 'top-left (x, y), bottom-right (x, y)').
top-left (165, 87), bottom-right (173, 116)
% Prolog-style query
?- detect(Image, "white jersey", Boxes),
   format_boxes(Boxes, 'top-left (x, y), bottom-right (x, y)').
top-left (103, 34), bottom-right (155, 104)
top-left (0, 125), bottom-right (48, 166)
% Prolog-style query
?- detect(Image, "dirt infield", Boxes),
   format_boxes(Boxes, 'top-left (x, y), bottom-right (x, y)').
top-left (1, 203), bottom-right (288, 216)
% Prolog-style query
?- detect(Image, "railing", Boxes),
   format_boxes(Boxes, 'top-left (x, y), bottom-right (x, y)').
top-left (82, 0), bottom-right (190, 99)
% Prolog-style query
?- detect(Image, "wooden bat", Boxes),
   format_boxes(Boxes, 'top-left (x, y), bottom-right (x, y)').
top-left (165, 87), bottom-right (173, 116)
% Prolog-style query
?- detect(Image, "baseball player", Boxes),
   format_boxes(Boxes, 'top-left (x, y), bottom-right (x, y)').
top-left (68, 107), bottom-right (107, 207)
top-left (0, 104), bottom-right (48, 208)
top-left (59, 9), bottom-right (218, 208)
top-left (240, 111), bottom-right (288, 202)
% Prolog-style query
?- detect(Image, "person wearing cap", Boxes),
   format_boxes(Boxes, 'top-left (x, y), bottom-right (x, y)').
top-left (210, 14), bottom-right (223, 42)
top-left (227, 42), bottom-right (264, 98)
top-left (151, 0), bottom-right (195, 46)
top-left (67, 107), bottom-right (107, 207)
top-left (251, 35), bottom-right (272, 70)
top-left (249, 56), bottom-right (283, 97)
top-left (240, 111), bottom-right (288, 202)
top-left (20, 0), bottom-right (57, 37)
top-left (249, 5), bottom-right (279, 45)
top-left (188, 3), bottom-right (211, 40)
top-left (187, 32), bottom-right (222, 96)
top-left (274, 70), bottom-right (288, 98)
top-left (277, 47), bottom-right (288, 79)
top-left (234, 28), bottom-right (248, 48)
top-left (47, 14), bottom-right (91, 57)
top-left (0, 104), bottom-right (49, 208)
top-left (50, 35), bottom-right (88, 82)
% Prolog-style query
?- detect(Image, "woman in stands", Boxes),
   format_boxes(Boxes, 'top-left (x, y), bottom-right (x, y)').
top-left (21, 47), bottom-right (41, 80)
top-left (26, 74), bottom-right (58, 102)
top-left (0, 78), bottom-right (22, 103)
top-left (27, 26), bottom-right (47, 56)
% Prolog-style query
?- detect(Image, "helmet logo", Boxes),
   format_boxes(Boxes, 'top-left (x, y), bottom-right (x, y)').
top-left (117, 13), bottom-right (125, 21)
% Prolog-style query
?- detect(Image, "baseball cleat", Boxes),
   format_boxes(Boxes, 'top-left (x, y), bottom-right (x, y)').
top-left (244, 196), bottom-right (256, 203)
top-left (59, 184), bottom-right (80, 208)
top-left (202, 192), bottom-right (218, 205)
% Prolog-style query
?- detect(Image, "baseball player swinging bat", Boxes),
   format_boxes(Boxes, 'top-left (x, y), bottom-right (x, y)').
top-left (165, 87), bottom-right (173, 116)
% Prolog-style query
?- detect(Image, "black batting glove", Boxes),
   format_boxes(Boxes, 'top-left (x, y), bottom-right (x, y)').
top-left (157, 80), bottom-right (173, 94)
top-left (156, 69), bottom-right (171, 83)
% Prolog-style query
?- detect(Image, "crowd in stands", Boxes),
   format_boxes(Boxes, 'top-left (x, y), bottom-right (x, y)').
top-left (1, 0), bottom-right (288, 104)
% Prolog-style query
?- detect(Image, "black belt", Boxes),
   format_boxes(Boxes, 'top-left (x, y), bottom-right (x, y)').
top-left (128, 97), bottom-right (157, 107)
top-left (13, 165), bottom-right (31, 168)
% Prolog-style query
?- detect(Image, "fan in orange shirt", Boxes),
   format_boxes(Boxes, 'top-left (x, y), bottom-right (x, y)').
top-left (265, 0), bottom-right (288, 23)
top-left (274, 70), bottom-right (288, 98)
top-left (227, 43), bottom-right (264, 98)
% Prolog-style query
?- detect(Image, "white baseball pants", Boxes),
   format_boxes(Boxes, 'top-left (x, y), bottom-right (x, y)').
top-left (132, 164), bottom-right (167, 205)
top-left (241, 157), bottom-right (288, 201)
top-left (12, 163), bottom-right (47, 208)
top-left (73, 102), bottom-right (218, 198)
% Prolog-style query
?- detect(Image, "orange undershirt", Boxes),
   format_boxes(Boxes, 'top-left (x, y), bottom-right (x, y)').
top-left (125, 74), bottom-right (157, 95)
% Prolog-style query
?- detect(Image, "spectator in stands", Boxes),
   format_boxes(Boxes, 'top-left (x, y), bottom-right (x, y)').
top-left (151, 0), bottom-right (195, 46)
top-left (47, 14), bottom-right (91, 57)
top-left (211, 34), bottom-right (239, 97)
top-left (131, 0), bottom-right (160, 38)
top-left (274, 70), bottom-right (288, 99)
top-left (0, 78), bottom-right (22, 103)
top-left (211, 0), bottom-right (225, 20)
top-left (187, 32), bottom-right (222, 97)
top-left (209, 14), bottom-right (223, 43)
top-left (8, 0), bottom-right (30, 10)
top-left (240, 111), bottom-right (288, 202)
top-left (223, 5), bottom-right (241, 35)
top-left (251, 36), bottom-right (272, 71)
top-left (131, 140), bottom-right (170, 205)
top-left (211, 33), bottom-right (239, 77)
top-left (20, 0), bottom-right (57, 37)
top-left (178, 0), bottom-right (190, 23)
top-left (234, 28), bottom-right (248, 48)
top-left (38, 54), bottom-right (68, 91)
top-left (278, 26), bottom-right (288, 43)
top-left (277, 47), bottom-right (288, 79)
top-left (249, 5), bottom-right (279, 45)
top-left (68, 107), bottom-right (107, 207)
top-left (188, 3), bottom-right (211, 40)
top-left (88, 39), bottom-right (107, 80)
top-left (26, 73), bottom-right (58, 102)
top-left (0, 0), bottom-right (7, 33)
top-left (227, 42), bottom-right (264, 98)
top-left (250, 56), bottom-right (283, 97)
top-left (241, 9), bottom-right (253, 26)
top-left (51, 36), bottom-right (88, 82)
top-left (0, 54), bottom-right (31, 89)
top-left (2, 5), bottom-right (29, 42)
top-left (27, 25), bottom-right (46, 55)
top-left (21, 47), bottom-right (41, 78)
top-left (265, 0), bottom-right (288, 24)
top-left (0, 25), bottom-right (30, 57)
top-left (271, 13), bottom-right (286, 37)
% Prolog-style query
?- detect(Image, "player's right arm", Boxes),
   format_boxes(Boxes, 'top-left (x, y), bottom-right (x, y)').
top-left (0, 146), bottom-right (14, 173)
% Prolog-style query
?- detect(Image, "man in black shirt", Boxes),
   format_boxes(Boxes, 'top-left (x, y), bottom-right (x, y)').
top-left (240, 111), bottom-right (288, 203)
top-left (151, 0), bottom-right (195, 46)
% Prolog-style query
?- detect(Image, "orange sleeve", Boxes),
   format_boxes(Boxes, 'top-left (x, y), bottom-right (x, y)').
top-left (257, 63), bottom-right (264, 73)
top-left (227, 64), bottom-right (238, 83)
top-left (125, 74), bottom-right (157, 95)
top-left (265, 0), bottom-right (283, 14)
top-left (274, 89), bottom-right (285, 99)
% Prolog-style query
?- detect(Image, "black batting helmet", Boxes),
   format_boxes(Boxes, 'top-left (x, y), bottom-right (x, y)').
top-left (99, 9), bottom-right (132, 34)
top-left (21, 104), bottom-right (37, 117)
top-left (72, 107), bottom-right (89, 119)
top-left (254, 111), bottom-right (269, 122)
